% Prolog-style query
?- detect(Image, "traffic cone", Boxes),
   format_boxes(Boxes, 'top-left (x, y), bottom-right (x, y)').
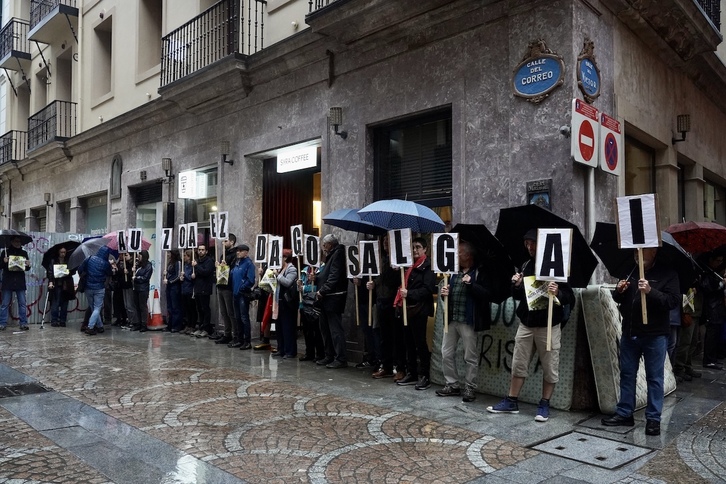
top-left (147, 289), bottom-right (166, 330)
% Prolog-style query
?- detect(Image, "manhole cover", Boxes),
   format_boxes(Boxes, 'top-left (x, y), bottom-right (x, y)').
top-left (532, 432), bottom-right (652, 469)
top-left (0, 382), bottom-right (51, 399)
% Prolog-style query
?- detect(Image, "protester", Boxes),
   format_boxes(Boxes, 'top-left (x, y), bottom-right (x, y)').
top-left (46, 246), bottom-right (75, 328)
top-left (130, 250), bottom-right (153, 332)
top-left (673, 286), bottom-right (702, 381)
top-left (180, 250), bottom-right (197, 334)
top-left (230, 243), bottom-right (255, 350)
top-left (395, 237), bottom-right (436, 390)
top-left (78, 246), bottom-right (117, 335)
top-left (0, 236), bottom-right (31, 331)
top-left (272, 249), bottom-right (299, 359)
top-left (352, 277), bottom-right (381, 370)
top-left (163, 250), bottom-right (183, 332)
top-left (214, 234), bottom-right (238, 344)
top-left (437, 241), bottom-right (496, 402)
top-left (316, 234), bottom-right (349, 368)
top-left (191, 244), bottom-right (215, 337)
top-left (487, 229), bottom-right (574, 422)
top-left (601, 247), bottom-right (680, 436)
top-left (119, 253), bottom-right (138, 330)
top-left (298, 263), bottom-right (325, 362)
top-left (698, 253), bottom-right (726, 369)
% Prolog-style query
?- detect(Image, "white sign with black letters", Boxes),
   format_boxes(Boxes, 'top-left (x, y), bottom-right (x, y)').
top-left (128, 228), bottom-right (143, 253)
top-left (161, 228), bottom-right (173, 251)
top-left (535, 228), bottom-right (572, 282)
top-left (254, 234), bottom-right (269, 264)
top-left (187, 223), bottom-right (198, 249)
top-left (304, 234), bottom-right (320, 268)
top-left (178, 224), bottom-right (187, 249)
top-left (267, 236), bottom-right (283, 270)
top-left (290, 224), bottom-right (304, 257)
top-left (388, 229), bottom-right (413, 268)
top-left (616, 194), bottom-right (660, 248)
top-left (116, 230), bottom-right (128, 253)
top-left (359, 241), bottom-right (381, 277)
top-left (432, 233), bottom-right (459, 274)
top-left (346, 244), bottom-right (361, 279)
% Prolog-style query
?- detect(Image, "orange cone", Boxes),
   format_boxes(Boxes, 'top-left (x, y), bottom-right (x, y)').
top-left (147, 289), bottom-right (166, 330)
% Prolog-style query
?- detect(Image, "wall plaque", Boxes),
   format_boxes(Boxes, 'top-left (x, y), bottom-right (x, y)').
top-left (512, 40), bottom-right (565, 104)
top-left (577, 38), bottom-right (601, 104)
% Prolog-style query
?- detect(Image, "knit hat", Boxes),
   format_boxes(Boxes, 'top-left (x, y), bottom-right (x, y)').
top-left (523, 229), bottom-right (537, 241)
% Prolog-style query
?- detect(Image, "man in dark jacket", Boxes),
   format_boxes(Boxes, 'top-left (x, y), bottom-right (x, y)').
top-left (437, 241), bottom-right (496, 402)
top-left (0, 236), bottom-right (32, 331)
top-left (487, 229), bottom-right (574, 422)
top-left (214, 234), bottom-right (238, 345)
top-left (78, 245), bottom-right (117, 335)
top-left (601, 247), bottom-right (680, 436)
top-left (315, 234), bottom-right (349, 368)
top-left (191, 244), bottom-right (215, 337)
top-left (698, 253), bottom-right (726, 369)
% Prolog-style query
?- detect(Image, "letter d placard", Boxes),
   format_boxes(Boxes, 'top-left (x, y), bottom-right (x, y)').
top-left (254, 234), bottom-right (268, 264)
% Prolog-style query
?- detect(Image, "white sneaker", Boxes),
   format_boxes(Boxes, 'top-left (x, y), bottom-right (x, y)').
top-left (196, 330), bottom-right (208, 338)
top-left (192, 330), bottom-right (202, 337)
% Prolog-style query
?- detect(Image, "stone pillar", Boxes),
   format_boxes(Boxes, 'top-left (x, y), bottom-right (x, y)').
top-left (25, 208), bottom-right (39, 232)
top-left (655, 149), bottom-right (679, 228)
top-left (683, 164), bottom-right (704, 222)
top-left (70, 197), bottom-right (83, 233)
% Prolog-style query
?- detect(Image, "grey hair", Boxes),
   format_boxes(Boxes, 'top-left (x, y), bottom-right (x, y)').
top-left (322, 234), bottom-right (339, 246)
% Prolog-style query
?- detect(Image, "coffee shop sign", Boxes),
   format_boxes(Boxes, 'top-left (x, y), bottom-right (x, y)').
top-left (512, 39), bottom-right (565, 104)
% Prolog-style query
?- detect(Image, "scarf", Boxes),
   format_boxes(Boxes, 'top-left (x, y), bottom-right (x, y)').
top-left (393, 255), bottom-right (427, 308)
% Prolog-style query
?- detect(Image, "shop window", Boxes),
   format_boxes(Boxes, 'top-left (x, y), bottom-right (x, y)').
top-left (704, 180), bottom-right (726, 224)
top-left (180, 166), bottom-right (217, 248)
top-left (83, 194), bottom-right (108, 235)
top-left (624, 136), bottom-right (655, 195)
top-left (374, 109), bottom-right (453, 208)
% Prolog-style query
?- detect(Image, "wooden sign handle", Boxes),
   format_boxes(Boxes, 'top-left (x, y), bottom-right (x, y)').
top-left (400, 267), bottom-right (408, 326)
top-left (546, 292), bottom-right (554, 351)
top-left (638, 248), bottom-right (648, 325)
top-left (368, 276), bottom-right (373, 327)
top-left (443, 274), bottom-right (449, 334)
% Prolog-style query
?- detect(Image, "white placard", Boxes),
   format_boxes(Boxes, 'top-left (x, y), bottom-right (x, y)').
top-left (116, 230), bottom-right (128, 253)
top-left (616, 194), bottom-right (660, 248)
top-left (388, 229), bottom-right (413, 268)
top-left (178, 224), bottom-right (187, 249)
top-left (346, 244), bottom-right (361, 279)
top-left (534, 228), bottom-right (572, 282)
top-left (254, 234), bottom-right (269, 264)
top-left (432, 232), bottom-right (459, 274)
top-left (359, 241), bottom-right (381, 277)
top-left (218, 211), bottom-right (229, 239)
top-left (290, 224), bottom-right (304, 256)
top-left (128, 228), bottom-right (143, 253)
top-left (267, 236), bottom-right (283, 270)
top-left (303, 234), bottom-right (320, 268)
top-left (187, 222), bottom-right (198, 249)
top-left (161, 228), bottom-right (173, 251)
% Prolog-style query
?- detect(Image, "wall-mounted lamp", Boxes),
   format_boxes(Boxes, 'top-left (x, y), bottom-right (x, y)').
top-left (0, 204), bottom-right (5, 217)
top-left (44, 192), bottom-right (53, 208)
top-left (162, 157), bottom-right (174, 182)
top-left (672, 114), bottom-right (691, 144)
top-left (220, 140), bottom-right (234, 166)
top-left (329, 107), bottom-right (348, 139)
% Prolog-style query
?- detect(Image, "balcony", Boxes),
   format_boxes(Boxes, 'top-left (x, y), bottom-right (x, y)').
top-left (27, 101), bottom-right (77, 152)
top-left (28, 0), bottom-right (79, 44)
top-left (0, 19), bottom-right (32, 72)
top-left (308, 0), bottom-right (344, 13)
top-left (0, 131), bottom-right (28, 166)
top-left (161, 0), bottom-right (267, 87)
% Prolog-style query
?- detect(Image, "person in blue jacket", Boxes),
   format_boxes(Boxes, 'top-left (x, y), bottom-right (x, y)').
top-left (230, 244), bottom-right (256, 349)
top-left (78, 245), bottom-right (117, 335)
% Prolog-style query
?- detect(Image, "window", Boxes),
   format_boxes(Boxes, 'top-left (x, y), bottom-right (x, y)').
top-left (374, 108), bottom-right (453, 208)
top-left (624, 136), bottom-right (655, 195)
top-left (704, 180), bottom-right (725, 224)
top-left (110, 155), bottom-right (122, 199)
top-left (92, 16), bottom-right (113, 101)
top-left (83, 194), bottom-right (108, 235)
top-left (137, 0), bottom-right (162, 76)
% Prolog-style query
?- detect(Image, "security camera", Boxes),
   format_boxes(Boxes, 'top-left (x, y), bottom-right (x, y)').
top-left (559, 125), bottom-right (571, 138)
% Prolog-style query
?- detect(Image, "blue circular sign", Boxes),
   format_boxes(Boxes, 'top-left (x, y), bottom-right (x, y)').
top-left (513, 56), bottom-right (564, 97)
top-left (604, 133), bottom-right (618, 170)
top-left (579, 58), bottom-right (600, 97)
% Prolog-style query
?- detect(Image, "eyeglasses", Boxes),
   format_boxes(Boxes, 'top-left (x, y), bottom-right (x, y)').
top-left (412, 244), bottom-right (424, 250)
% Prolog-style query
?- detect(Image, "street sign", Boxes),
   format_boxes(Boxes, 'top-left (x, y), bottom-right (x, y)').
top-left (599, 113), bottom-right (622, 176)
top-left (571, 99), bottom-right (599, 167)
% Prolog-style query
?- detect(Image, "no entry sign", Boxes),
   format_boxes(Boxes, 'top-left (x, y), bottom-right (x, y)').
top-left (571, 99), bottom-right (599, 167)
top-left (599, 113), bottom-right (622, 176)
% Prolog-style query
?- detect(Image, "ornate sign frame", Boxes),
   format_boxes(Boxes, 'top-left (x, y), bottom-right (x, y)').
top-left (577, 38), bottom-right (601, 104)
top-left (512, 39), bottom-right (565, 104)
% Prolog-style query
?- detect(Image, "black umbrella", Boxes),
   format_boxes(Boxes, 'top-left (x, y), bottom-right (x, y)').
top-left (451, 223), bottom-right (515, 303)
top-left (41, 240), bottom-right (81, 271)
top-left (67, 237), bottom-right (111, 270)
top-left (0, 229), bottom-right (32, 247)
top-left (495, 204), bottom-right (598, 288)
top-left (589, 222), bottom-right (699, 294)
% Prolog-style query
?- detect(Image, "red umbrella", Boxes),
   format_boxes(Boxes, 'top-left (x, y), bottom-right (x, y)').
top-left (665, 221), bottom-right (726, 255)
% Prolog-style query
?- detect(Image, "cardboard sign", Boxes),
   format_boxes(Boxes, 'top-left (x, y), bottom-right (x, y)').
top-left (290, 224), bottom-right (304, 257)
top-left (187, 223), bottom-right (198, 249)
top-left (432, 233), bottom-right (459, 274)
top-left (117, 230), bottom-right (128, 253)
top-left (8, 255), bottom-right (25, 271)
top-left (161, 228), bottom-right (173, 251)
top-left (210, 212), bottom-right (229, 239)
top-left (254, 234), bottom-right (269, 264)
top-left (616, 194), bottom-right (660, 248)
top-left (388, 229), bottom-right (413, 268)
top-left (267, 236), bottom-right (283, 269)
top-left (128, 228), bottom-right (143, 253)
top-left (346, 244), bottom-right (361, 278)
top-left (178, 224), bottom-right (188, 249)
top-left (53, 264), bottom-right (69, 278)
top-left (304, 234), bottom-right (320, 268)
top-left (535, 228), bottom-right (572, 282)
top-left (359, 241), bottom-right (381, 277)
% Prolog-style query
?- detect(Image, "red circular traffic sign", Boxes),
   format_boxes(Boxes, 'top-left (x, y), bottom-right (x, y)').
top-left (578, 120), bottom-right (595, 161)
top-left (604, 133), bottom-right (618, 170)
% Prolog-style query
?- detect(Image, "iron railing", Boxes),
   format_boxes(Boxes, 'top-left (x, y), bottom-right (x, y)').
top-left (308, 0), bottom-right (342, 12)
top-left (696, 0), bottom-right (721, 30)
top-left (30, 0), bottom-right (77, 31)
top-left (0, 131), bottom-right (27, 165)
top-left (161, 0), bottom-right (268, 87)
top-left (0, 19), bottom-right (30, 61)
top-left (27, 101), bottom-right (77, 151)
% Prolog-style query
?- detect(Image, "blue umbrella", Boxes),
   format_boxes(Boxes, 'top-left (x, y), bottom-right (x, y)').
top-left (323, 208), bottom-right (388, 236)
top-left (358, 199), bottom-right (445, 233)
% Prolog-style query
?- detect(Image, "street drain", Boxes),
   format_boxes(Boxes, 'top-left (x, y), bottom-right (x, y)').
top-left (532, 432), bottom-right (652, 469)
top-left (0, 382), bottom-right (51, 399)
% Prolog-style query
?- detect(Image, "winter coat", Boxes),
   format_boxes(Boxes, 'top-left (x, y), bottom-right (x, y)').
top-left (231, 256), bottom-right (255, 297)
top-left (181, 263), bottom-right (194, 296)
top-left (402, 256), bottom-right (436, 317)
top-left (512, 258), bottom-right (575, 328)
top-left (0, 246), bottom-right (30, 291)
top-left (79, 246), bottom-right (114, 291)
top-left (441, 265), bottom-right (497, 332)
top-left (134, 262), bottom-right (153, 293)
top-left (316, 244), bottom-right (348, 314)
top-left (193, 255), bottom-right (215, 296)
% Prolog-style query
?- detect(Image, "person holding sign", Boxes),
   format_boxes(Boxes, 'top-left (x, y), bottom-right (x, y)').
top-left (601, 247), bottom-right (680, 436)
top-left (230, 243), bottom-right (256, 350)
top-left (163, 250), bottom-right (183, 332)
top-left (487, 230), bottom-right (574, 422)
top-left (394, 237), bottom-right (436, 390)
top-left (0, 236), bottom-right (31, 331)
top-left (437, 241), bottom-right (496, 402)
top-left (180, 250), bottom-right (197, 334)
top-left (214, 234), bottom-right (238, 345)
top-left (315, 234), bottom-right (349, 368)
top-left (130, 250), bottom-right (153, 332)
top-left (46, 247), bottom-right (75, 328)
top-left (698, 253), bottom-right (726, 370)
top-left (191, 244), bottom-right (215, 338)
top-left (272, 249), bottom-right (299, 359)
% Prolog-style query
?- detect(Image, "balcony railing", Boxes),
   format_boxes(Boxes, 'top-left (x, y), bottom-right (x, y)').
top-left (30, 0), bottom-right (77, 31)
top-left (161, 0), bottom-right (268, 87)
top-left (0, 19), bottom-right (31, 62)
top-left (308, 0), bottom-right (342, 12)
top-left (696, 0), bottom-right (721, 31)
top-left (0, 131), bottom-right (28, 165)
top-left (28, 100), bottom-right (77, 151)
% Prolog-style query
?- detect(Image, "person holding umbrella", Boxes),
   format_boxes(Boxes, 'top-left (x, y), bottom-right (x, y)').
top-left (601, 247), bottom-right (681, 436)
top-left (315, 234), bottom-right (349, 368)
top-left (487, 229), bottom-right (574, 422)
top-left (46, 246), bottom-right (76, 327)
top-left (0, 236), bottom-right (32, 331)
top-left (78, 245), bottom-right (118, 335)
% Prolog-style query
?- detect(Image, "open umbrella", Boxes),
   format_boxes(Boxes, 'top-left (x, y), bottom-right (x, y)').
top-left (103, 231), bottom-right (152, 251)
top-left (67, 237), bottom-right (111, 270)
top-left (665, 221), bottom-right (726, 256)
top-left (451, 223), bottom-right (515, 303)
top-left (323, 208), bottom-right (388, 236)
top-left (590, 222), bottom-right (699, 294)
top-left (495, 204), bottom-right (598, 288)
top-left (0, 229), bottom-right (32, 247)
top-left (358, 199), bottom-right (445, 233)
top-left (41, 240), bottom-right (81, 271)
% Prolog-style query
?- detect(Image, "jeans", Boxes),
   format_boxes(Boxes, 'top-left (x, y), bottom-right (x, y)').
top-left (85, 288), bottom-right (105, 329)
top-left (616, 334), bottom-right (667, 422)
top-left (0, 289), bottom-right (27, 327)
top-left (166, 283), bottom-right (183, 331)
top-left (233, 293), bottom-right (252, 344)
top-left (50, 286), bottom-right (69, 323)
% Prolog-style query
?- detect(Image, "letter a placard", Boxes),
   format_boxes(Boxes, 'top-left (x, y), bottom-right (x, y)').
top-left (267, 236), bottom-right (283, 270)
top-left (359, 241), bottom-right (381, 327)
top-left (534, 228), bottom-right (572, 351)
top-left (117, 230), bottom-right (128, 254)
